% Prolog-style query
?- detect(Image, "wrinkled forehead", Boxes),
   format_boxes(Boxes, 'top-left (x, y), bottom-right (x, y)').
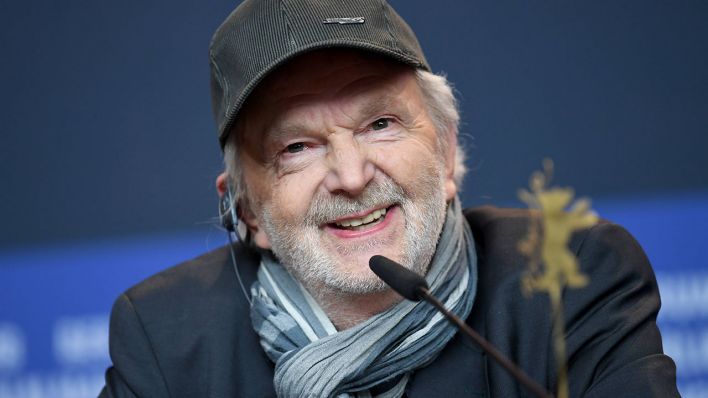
top-left (230, 48), bottom-right (416, 142)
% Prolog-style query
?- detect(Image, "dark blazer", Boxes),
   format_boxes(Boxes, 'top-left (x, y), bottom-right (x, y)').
top-left (99, 207), bottom-right (679, 397)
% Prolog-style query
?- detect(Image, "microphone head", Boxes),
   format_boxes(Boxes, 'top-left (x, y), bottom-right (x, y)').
top-left (369, 255), bottom-right (429, 301)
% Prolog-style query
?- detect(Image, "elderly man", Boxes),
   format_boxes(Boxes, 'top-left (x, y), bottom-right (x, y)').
top-left (100, 1), bottom-right (678, 397)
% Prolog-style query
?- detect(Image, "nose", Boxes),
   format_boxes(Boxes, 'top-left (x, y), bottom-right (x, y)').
top-left (322, 133), bottom-right (375, 196)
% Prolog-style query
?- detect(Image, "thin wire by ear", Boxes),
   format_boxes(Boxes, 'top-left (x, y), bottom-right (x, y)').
top-left (221, 181), bottom-right (252, 304)
top-left (227, 187), bottom-right (241, 240)
top-left (228, 187), bottom-right (250, 244)
top-left (227, 231), bottom-right (252, 305)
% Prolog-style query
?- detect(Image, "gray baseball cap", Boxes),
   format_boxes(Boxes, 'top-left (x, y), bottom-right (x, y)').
top-left (209, 0), bottom-right (430, 148)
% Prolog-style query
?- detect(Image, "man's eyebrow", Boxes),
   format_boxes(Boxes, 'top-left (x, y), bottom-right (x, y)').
top-left (356, 95), bottom-right (411, 121)
top-left (265, 121), bottom-right (311, 142)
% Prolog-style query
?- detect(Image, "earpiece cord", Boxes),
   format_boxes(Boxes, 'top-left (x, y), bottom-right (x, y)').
top-left (227, 231), bottom-right (253, 305)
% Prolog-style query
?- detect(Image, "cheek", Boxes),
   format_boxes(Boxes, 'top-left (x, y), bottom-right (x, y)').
top-left (264, 169), bottom-right (325, 221)
top-left (370, 140), bottom-right (442, 185)
top-left (242, 150), bottom-right (318, 211)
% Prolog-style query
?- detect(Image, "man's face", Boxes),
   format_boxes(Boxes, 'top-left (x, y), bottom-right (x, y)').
top-left (237, 50), bottom-right (457, 294)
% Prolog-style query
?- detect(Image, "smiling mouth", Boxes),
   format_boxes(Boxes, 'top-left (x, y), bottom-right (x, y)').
top-left (330, 207), bottom-right (389, 231)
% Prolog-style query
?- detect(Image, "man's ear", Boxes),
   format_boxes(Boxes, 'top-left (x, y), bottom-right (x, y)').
top-left (216, 172), bottom-right (228, 197)
top-left (443, 125), bottom-right (458, 201)
top-left (215, 172), bottom-right (271, 249)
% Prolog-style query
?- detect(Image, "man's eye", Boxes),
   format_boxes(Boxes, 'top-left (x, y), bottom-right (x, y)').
top-left (371, 118), bottom-right (390, 131)
top-left (285, 142), bottom-right (306, 153)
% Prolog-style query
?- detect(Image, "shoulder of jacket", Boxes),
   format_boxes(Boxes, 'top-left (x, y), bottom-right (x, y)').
top-left (463, 205), bottom-right (610, 254)
top-left (121, 243), bottom-right (259, 315)
top-left (463, 206), bottom-right (537, 245)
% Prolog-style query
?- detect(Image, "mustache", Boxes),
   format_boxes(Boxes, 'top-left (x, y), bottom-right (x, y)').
top-left (305, 178), bottom-right (407, 225)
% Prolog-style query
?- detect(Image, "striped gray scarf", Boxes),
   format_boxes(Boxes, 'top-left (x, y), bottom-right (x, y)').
top-left (250, 198), bottom-right (477, 398)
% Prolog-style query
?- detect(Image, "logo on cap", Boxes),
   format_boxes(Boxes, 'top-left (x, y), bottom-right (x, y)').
top-left (323, 17), bottom-right (365, 25)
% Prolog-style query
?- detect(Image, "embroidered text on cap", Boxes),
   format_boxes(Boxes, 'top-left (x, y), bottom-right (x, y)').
top-left (323, 17), bottom-right (365, 25)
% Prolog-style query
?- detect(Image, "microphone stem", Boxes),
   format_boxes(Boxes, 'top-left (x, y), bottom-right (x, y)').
top-left (419, 287), bottom-right (554, 398)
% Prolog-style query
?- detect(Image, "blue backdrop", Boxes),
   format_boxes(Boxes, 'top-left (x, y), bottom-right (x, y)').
top-left (1, 1), bottom-right (706, 397)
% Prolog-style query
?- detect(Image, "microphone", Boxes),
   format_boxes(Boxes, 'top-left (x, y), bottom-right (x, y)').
top-left (369, 255), bottom-right (554, 398)
top-left (369, 255), bottom-right (427, 301)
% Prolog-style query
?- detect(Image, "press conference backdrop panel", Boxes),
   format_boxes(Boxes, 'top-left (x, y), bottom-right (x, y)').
top-left (2, 0), bottom-right (707, 397)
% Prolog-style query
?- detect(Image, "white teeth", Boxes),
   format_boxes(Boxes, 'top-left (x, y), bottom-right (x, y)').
top-left (335, 208), bottom-right (387, 228)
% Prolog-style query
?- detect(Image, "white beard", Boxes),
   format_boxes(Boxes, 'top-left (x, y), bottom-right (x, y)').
top-left (259, 164), bottom-right (448, 295)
